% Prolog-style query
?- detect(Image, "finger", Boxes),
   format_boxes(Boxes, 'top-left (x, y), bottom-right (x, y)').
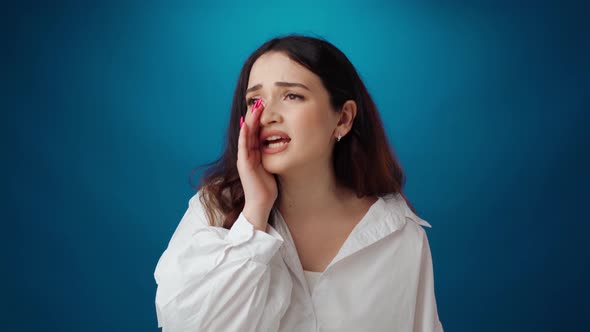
top-left (247, 100), bottom-right (265, 150)
top-left (246, 98), bottom-right (265, 122)
top-left (238, 118), bottom-right (249, 160)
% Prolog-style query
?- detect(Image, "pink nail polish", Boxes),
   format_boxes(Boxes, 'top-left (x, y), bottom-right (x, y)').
top-left (252, 99), bottom-right (263, 113)
top-left (251, 99), bottom-right (260, 113)
top-left (240, 116), bottom-right (244, 128)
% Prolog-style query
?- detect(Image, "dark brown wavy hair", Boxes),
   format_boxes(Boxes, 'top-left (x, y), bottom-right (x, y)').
top-left (191, 34), bottom-right (416, 228)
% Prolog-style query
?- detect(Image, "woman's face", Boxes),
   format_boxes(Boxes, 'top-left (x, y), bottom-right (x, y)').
top-left (245, 51), bottom-right (340, 175)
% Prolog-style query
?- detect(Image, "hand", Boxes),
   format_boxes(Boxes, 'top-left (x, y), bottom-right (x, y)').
top-left (237, 99), bottom-right (278, 230)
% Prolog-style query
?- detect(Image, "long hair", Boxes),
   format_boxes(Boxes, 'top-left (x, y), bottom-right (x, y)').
top-left (191, 34), bottom-right (416, 228)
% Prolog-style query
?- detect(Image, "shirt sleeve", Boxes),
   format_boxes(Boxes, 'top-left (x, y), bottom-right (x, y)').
top-left (154, 193), bottom-right (293, 332)
top-left (413, 229), bottom-right (444, 332)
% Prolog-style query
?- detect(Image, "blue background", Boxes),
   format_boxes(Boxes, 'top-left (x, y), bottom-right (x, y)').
top-left (5, 0), bottom-right (589, 331)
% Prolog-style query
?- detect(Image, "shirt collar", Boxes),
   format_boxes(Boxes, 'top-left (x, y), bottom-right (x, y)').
top-left (269, 193), bottom-right (432, 276)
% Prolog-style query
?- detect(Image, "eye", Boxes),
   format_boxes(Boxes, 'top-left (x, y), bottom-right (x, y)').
top-left (246, 97), bottom-right (259, 106)
top-left (285, 93), bottom-right (303, 101)
top-left (246, 94), bottom-right (303, 106)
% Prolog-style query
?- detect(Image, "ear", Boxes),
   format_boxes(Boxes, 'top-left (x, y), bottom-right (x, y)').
top-left (334, 100), bottom-right (357, 139)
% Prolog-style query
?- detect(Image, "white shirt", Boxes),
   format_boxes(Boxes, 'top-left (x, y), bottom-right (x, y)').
top-left (303, 270), bottom-right (322, 294)
top-left (154, 191), bottom-right (444, 332)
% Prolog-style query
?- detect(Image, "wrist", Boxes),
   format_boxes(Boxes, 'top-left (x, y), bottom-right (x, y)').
top-left (243, 205), bottom-right (272, 232)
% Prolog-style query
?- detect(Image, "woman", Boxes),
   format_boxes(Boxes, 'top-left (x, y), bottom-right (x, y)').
top-left (154, 34), bottom-right (444, 331)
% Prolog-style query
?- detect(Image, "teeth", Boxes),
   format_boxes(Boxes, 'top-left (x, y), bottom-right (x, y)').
top-left (267, 141), bottom-right (289, 149)
top-left (266, 135), bottom-right (286, 141)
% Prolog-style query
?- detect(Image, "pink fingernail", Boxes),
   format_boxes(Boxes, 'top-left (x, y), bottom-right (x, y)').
top-left (252, 98), bottom-right (264, 113)
top-left (240, 116), bottom-right (244, 128)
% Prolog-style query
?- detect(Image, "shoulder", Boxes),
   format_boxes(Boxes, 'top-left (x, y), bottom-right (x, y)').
top-left (186, 191), bottom-right (208, 223)
top-left (167, 191), bottom-right (224, 243)
top-left (186, 190), bottom-right (227, 227)
top-left (380, 192), bottom-right (433, 251)
top-left (381, 192), bottom-right (432, 228)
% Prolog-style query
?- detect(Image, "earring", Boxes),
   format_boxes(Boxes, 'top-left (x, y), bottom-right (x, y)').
top-left (337, 133), bottom-right (342, 142)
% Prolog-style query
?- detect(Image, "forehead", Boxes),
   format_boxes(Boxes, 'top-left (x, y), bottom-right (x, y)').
top-left (248, 52), bottom-right (319, 88)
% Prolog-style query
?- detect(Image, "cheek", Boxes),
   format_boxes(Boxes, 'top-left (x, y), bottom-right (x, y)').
top-left (290, 110), bottom-right (325, 139)
top-left (290, 110), bottom-right (333, 150)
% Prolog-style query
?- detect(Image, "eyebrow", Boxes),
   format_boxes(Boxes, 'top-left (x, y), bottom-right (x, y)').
top-left (246, 81), bottom-right (310, 94)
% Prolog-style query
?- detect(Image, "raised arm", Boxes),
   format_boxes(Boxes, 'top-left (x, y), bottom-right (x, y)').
top-left (154, 194), bottom-right (292, 331)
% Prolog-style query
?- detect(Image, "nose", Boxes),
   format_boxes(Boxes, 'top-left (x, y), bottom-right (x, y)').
top-left (259, 98), bottom-right (281, 125)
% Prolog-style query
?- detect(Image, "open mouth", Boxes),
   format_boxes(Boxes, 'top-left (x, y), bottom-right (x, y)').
top-left (263, 137), bottom-right (291, 148)
top-left (262, 135), bottom-right (292, 154)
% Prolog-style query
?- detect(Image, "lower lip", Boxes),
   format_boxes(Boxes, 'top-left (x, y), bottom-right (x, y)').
top-left (262, 140), bottom-right (291, 154)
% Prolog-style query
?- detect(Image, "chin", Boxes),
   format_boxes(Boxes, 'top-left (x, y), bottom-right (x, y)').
top-left (260, 155), bottom-right (291, 175)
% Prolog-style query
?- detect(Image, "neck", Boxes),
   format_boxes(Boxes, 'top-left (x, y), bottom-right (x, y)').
top-left (276, 163), bottom-right (353, 221)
